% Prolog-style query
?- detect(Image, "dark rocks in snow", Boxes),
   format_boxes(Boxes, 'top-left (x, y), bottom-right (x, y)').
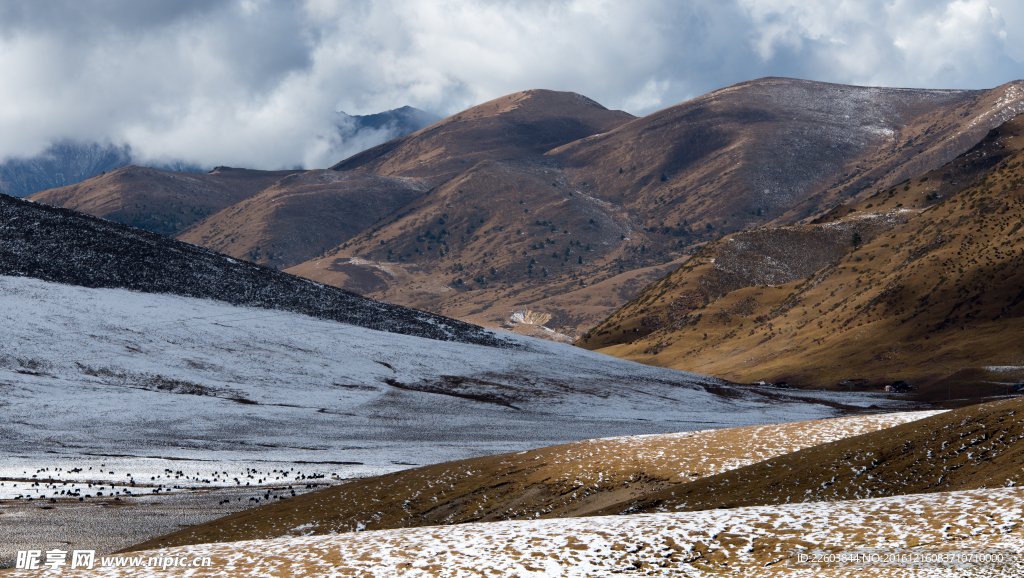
top-left (0, 193), bottom-right (510, 347)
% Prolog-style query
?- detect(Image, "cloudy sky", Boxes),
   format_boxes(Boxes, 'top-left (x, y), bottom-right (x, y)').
top-left (1, 0), bottom-right (1022, 170)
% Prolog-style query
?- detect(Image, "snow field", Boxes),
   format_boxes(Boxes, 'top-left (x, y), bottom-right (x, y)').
top-left (0, 273), bottom-right (878, 486)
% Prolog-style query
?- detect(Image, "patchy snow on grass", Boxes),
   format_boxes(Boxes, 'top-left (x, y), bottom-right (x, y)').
top-left (60, 487), bottom-right (1024, 577)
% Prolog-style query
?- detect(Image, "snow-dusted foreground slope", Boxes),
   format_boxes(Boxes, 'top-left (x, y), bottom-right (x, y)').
top-left (57, 488), bottom-right (1024, 577)
top-left (0, 275), bottom-right (895, 494)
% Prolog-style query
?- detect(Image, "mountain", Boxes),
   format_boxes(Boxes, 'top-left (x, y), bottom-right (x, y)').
top-left (331, 90), bottom-right (634, 180)
top-left (176, 170), bottom-right (428, 268)
top-left (0, 187), bottom-right (863, 561)
top-left (23, 80), bottom-right (1024, 341)
top-left (0, 140), bottom-right (133, 197)
top-left (285, 79), bottom-right (1024, 340)
top-left (24, 107), bottom-right (442, 262)
top-left (339, 105), bottom-right (441, 136)
top-left (578, 112), bottom-right (1024, 400)
top-left (0, 140), bottom-right (204, 198)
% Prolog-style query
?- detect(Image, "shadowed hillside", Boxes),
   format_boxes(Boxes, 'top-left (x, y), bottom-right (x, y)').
top-left (0, 192), bottom-right (506, 346)
top-left (178, 171), bottom-right (428, 269)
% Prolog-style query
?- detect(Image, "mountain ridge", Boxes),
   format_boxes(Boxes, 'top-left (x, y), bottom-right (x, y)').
top-left (24, 78), bottom-right (1024, 341)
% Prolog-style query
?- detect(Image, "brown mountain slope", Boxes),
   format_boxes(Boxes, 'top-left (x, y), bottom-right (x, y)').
top-left (286, 157), bottom-right (688, 336)
top-left (597, 396), bottom-right (1024, 516)
top-left (28, 165), bottom-right (302, 236)
top-left (288, 79), bottom-right (1024, 339)
top-left (549, 78), bottom-right (1024, 234)
top-left (579, 113), bottom-right (1024, 399)
top-left (177, 171), bottom-right (427, 269)
top-left (330, 89), bottom-right (635, 180)
top-left (123, 411), bottom-right (933, 552)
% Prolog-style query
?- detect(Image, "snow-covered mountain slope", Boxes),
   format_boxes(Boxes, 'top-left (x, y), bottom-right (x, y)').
top-left (0, 275), bottom-right (896, 490)
top-left (0, 192), bottom-right (502, 347)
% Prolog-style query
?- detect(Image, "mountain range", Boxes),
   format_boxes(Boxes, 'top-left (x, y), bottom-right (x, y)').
top-left (26, 78), bottom-right (1024, 346)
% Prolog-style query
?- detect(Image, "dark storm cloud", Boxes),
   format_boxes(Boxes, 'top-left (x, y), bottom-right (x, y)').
top-left (0, 0), bottom-right (1021, 170)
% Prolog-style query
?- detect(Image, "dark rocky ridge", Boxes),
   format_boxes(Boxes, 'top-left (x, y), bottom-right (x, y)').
top-left (0, 193), bottom-right (509, 347)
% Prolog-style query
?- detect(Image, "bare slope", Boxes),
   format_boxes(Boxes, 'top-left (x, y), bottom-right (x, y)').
top-left (126, 411), bottom-right (934, 551)
top-left (579, 113), bottom-right (1024, 398)
top-left (28, 166), bottom-right (302, 236)
top-left (599, 397), bottom-right (1024, 516)
top-left (286, 157), bottom-right (676, 336)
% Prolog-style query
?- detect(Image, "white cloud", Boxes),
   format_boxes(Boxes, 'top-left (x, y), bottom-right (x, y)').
top-left (623, 78), bottom-right (673, 112)
top-left (0, 0), bottom-right (1021, 170)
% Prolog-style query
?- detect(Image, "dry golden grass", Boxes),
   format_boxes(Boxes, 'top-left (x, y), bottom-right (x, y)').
top-left (178, 170), bottom-right (425, 269)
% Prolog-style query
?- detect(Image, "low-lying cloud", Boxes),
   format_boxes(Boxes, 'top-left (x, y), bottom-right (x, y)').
top-left (1, 0), bottom-right (1021, 170)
